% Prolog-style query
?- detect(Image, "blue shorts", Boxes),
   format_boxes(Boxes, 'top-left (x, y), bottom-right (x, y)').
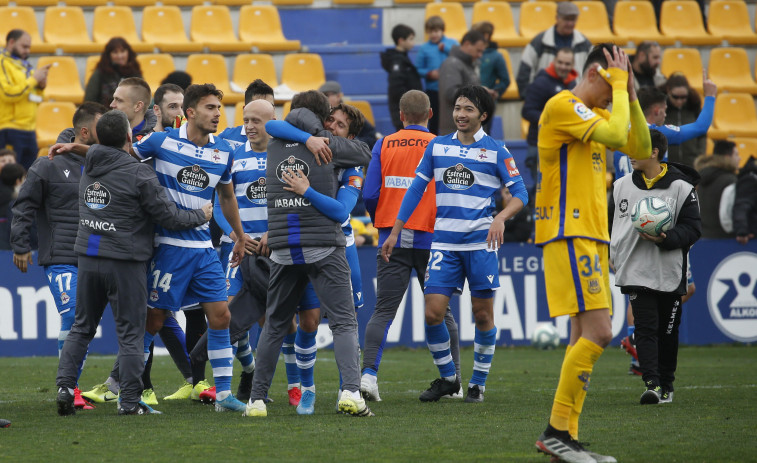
top-left (147, 245), bottom-right (227, 311)
top-left (45, 265), bottom-right (78, 315)
top-left (424, 248), bottom-right (499, 296)
top-left (298, 283), bottom-right (320, 311)
top-left (221, 242), bottom-right (244, 297)
top-left (345, 243), bottom-right (364, 309)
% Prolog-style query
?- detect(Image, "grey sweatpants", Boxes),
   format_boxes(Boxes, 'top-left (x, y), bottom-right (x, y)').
top-left (251, 247), bottom-right (360, 400)
top-left (56, 256), bottom-right (148, 407)
top-left (362, 248), bottom-right (461, 379)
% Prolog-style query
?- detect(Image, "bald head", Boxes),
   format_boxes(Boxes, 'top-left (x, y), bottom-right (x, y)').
top-left (244, 99), bottom-right (276, 152)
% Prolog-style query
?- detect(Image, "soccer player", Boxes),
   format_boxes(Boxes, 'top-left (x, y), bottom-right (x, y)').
top-left (533, 44), bottom-right (650, 463)
top-left (11, 102), bottom-right (106, 410)
top-left (133, 84), bottom-right (254, 413)
top-left (152, 83), bottom-right (185, 133)
top-left (610, 129), bottom-right (701, 405)
top-left (382, 85), bottom-right (527, 403)
top-left (362, 89), bottom-right (462, 401)
top-left (218, 79), bottom-right (275, 150)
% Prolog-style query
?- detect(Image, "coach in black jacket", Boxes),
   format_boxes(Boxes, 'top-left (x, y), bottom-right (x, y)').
top-left (55, 110), bottom-right (212, 416)
top-left (734, 156), bottom-right (757, 245)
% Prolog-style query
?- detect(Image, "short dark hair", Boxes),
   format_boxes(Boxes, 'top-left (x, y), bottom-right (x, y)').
top-left (637, 87), bottom-right (667, 114)
top-left (0, 163), bottom-right (25, 187)
top-left (399, 90), bottom-right (430, 125)
top-left (245, 79), bottom-right (274, 105)
top-left (461, 30), bottom-right (485, 46)
top-left (453, 85), bottom-right (495, 125)
top-left (154, 83), bottom-right (184, 107)
top-left (291, 90), bottom-right (331, 124)
top-left (582, 42), bottom-right (615, 74)
top-left (0, 148), bottom-right (17, 159)
top-left (118, 77), bottom-right (152, 114)
top-left (391, 24), bottom-right (415, 45)
top-left (161, 71), bottom-right (192, 90)
top-left (73, 102), bottom-right (108, 132)
top-left (96, 110), bottom-right (130, 148)
top-left (635, 40), bottom-right (660, 58)
top-left (331, 103), bottom-right (364, 138)
top-left (425, 16), bottom-right (445, 32)
top-left (649, 129), bottom-right (667, 158)
top-left (471, 21), bottom-right (494, 38)
top-left (183, 83), bottom-right (223, 114)
top-left (6, 29), bottom-right (26, 44)
top-left (713, 140), bottom-right (736, 156)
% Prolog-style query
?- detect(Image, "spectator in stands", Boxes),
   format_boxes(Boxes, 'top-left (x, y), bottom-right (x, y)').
top-left (85, 37), bottom-right (142, 108)
top-left (0, 30), bottom-right (50, 170)
top-left (0, 163), bottom-right (26, 250)
top-left (631, 41), bottom-right (665, 91)
top-left (694, 140), bottom-right (740, 239)
top-left (495, 185), bottom-right (533, 243)
top-left (319, 81), bottom-right (379, 148)
top-left (733, 155), bottom-right (757, 245)
top-left (381, 24), bottom-right (423, 132)
top-left (416, 16), bottom-right (459, 135)
top-left (0, 149), bottom-right (16, 170)
top-left (515, 2), bottom-right (591, 99)
top-left (438, 30), bottom-right (486, 135)
top-left (161, 71), bottom-right (192, 91)
top-left (471, 21), bottom-right (509, 135)
top-left (521, 48), bottom-right (577, 182)
top-left (664, 73), bottom-right (706, 168)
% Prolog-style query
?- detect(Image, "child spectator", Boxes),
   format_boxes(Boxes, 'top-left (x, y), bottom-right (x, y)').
top-left (415, 16), bottom-right (459, 134)
top-left (381, 24), bottom-right (423, 132)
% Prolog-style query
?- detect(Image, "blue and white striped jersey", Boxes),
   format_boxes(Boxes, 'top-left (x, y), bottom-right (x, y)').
top-left (133, 124), bottom-right (233, 248)
top-left (218, 125), bottom-right (246, 150)
top-left (337, 166), bottom-right (363, 245)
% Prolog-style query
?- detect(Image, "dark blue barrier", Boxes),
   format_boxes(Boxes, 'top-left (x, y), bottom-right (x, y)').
top-left (1, 240), bottom-right (755, 356)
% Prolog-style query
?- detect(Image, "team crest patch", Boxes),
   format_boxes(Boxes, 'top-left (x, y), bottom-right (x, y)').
top-left (84, 182), bottom-right (111, 210)
top-left (587, 279), bottom-right (601, 294)
top-left (246, 177), bottom-right (267, 205)
top-left (348, 176), bottom-right (363, 190)
top-left (226, 279), bottom-right (231, 291)
top-left (177, 164), bottom-right (210, 192)
top-left (60, 292), bottom-right (70, 305)
top-left (276, 156), bottom-right (310, 183)
top-left (573, 102), bottom-right (596, 121)
top-left (506, 158), bottom-right (520, 177)
top-left (442, 163), bottom-right (475, 190)
top-left (150, 290), bottom-right (159, 302)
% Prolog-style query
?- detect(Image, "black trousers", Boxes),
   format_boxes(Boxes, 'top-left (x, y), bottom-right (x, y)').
top-left (629, 290), bottom-right (682, 391)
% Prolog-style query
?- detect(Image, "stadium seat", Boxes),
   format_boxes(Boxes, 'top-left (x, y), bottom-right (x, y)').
top-left (36, 101), bottom-right (76, 148)
top-left (36, 56), bottom-right (84, 103)
top-left (217, 104), bottom-right (230, 134)
top-left (281, 54), bottom-right (326, 93)
top-left (497, 49), bottom-right (519, 100)
top-left (612, 1), bottom-right (675, 46)
top-left (574, 1), bottom-right (624, 44)
top-left (136, 54), bottom-right (176, 92)
top-left (472, 2), bottom-right (528, 48)
top-left (709, 93), bottom-right (757, 139)
top-left (92, 6), bottom-right (153, 53)
top-left (345, 100), bottom-right (375, 126)
top-left (661, 48), bottom-right (703, 93)
top-left (44, 7), bottom-right (101, 53)
top-left (425, 3), bottom-right (467, 43)
top-left (272, 0), bottom-right (314, 6)
top-left (733, 137), bottom-right (757, 167)
top-left (282, 101), bottom-right (292, 118)
top-left (190, 6), bottom-right (251, 53)
top-left (519, 2), bottom-right (557, 41)
top-left (238, 6), bottom-right (301, 52)
top-left (233, 101), bottom-right (245, 126)
top-left (185, 54), bottom-right (243, 104)
top-left (113, 0), bottom-right (159, 6)
top-left (707, 1), bottom-right (757, 46)
top-left (660, 0), bottom-right (721, 45)
top-left (232, 54), bottom-right (279, 94)
top-left (0, 7), bottom-right (55, 54)
top-left (708, 48), bottom-right (757, 95)
top-left (142, 6), bottom-right (203, 53)
top-left (521, 118), bottom-right (529, 140)
top-left (85, 55), bottom-right (99, 84)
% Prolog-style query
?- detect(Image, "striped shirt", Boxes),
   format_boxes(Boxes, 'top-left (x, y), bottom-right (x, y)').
top-left (218, 125), bottom-right (247, 150)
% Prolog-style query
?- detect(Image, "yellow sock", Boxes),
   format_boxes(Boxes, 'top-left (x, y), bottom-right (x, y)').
top-left (550, 338), bottom-right (604, 433)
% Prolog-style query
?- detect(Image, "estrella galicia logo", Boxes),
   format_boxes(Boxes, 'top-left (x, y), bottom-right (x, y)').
top-left (177, 164), bottom-right (210, 192)
top-left (276, 156), bottom-right (309, 183)
top-left (707, 252), bottom-right (757, 342)
top-left (442, 163), bottom-right (474, 190)
top-left (84, 182), bottom-right (111, 209)
top-left (246, 177), bottom-right (267, 205)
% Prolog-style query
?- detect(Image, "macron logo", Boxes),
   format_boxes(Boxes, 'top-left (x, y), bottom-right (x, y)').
top-left (63, 169), bottom-right (70, 178)
top-left (487, 275), bottom-right (494, 283)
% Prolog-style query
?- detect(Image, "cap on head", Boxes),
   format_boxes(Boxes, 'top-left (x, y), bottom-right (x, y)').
top-left (557, 1), bottom-right (579, 17)
top-left (318, 81), bottom-right (342, 94)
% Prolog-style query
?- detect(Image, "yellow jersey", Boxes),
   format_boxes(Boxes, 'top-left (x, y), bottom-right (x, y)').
top-left (535, 90), bottom-right (613, 245)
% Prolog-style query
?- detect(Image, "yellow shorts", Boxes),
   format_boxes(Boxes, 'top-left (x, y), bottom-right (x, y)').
top-left (543, 238), bottom-right (612, 318)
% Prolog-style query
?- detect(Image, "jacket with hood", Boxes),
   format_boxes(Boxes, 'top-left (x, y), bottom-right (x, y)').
top-left (610, 162), bottom-right (702, 295)
top-left (733, 156), bottom-right (757, 239)
top-left (75, 143), bottom-right (207, 261)
top-left (380, 48), bottom-right (423, 131)
top-left (480, 43), bottom-right (510, 99)
top-left (0, 49), bottom-right (44, 132)
top-left (438, 46), bottom-right (480, 135)
top-left (694, 153), bottom-right (738, 238)
top-left (521, 63), bottom-right (578, 146)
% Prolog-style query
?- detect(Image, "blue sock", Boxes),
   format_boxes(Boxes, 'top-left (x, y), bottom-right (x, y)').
top-left (362, 368), bottom-right (377, 377)
top-left (235, 334), bottom-right (255, 373)
top-left (628, 325), bottom-right (635, 338)
top-left (470, 327), bottom-right (496, 389)
top-left (295, 327), bottom-right (317, 389)
top-left (425, 322), bottom-right (456, 379)
top-left (207, 328), bottom-right (233, 393)
top-left (250, 325), bottom-right (260, 351)
top-left (143, 332), bottom-right (154, 365)
top-left (282, 332), bottom-right (300, 388)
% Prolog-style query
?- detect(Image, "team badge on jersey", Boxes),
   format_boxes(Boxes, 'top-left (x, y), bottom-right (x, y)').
top-left (587, 279), bottom-right (601, 294)
top-left (348, 176), bottom-right (363, 190)
top-left (619, 199), bottom-right (629, 218)
top-left (276, 156), bottom-right (310, 183)
top-left (573, 102), bottom-right (596, 121)
top-left (506, 158), bottom-right (520, 177)
top-left (177, 164), bottom-right (210, 192)
top-left (84, 182), bottom-right (111, 210)
top-left (150, 290), bottom-right (159, 302)
top-left (246, 177), bottom-right (267, 205)
top-left (443, 163), bottom-right (475, 190)
top-left (60, 292), bottom-right (70, 305)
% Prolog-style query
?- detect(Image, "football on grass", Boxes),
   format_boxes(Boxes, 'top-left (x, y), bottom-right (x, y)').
top-left (631, 196), bottom-right (673, 236)
top-left (531, 323), bottom-right (560, 350)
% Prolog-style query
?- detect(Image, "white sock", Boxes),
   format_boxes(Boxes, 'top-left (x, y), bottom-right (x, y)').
top-left (216, 390), bottom-right (230, 401)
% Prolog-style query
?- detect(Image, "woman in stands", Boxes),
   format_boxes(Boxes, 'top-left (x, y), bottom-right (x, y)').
top-left (84, 37), bottom-right (142, 107)
top-left (663, 72), bottom-right (705, 168)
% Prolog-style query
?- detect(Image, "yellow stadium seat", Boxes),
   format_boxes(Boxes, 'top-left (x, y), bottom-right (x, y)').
top-left (425, 3), bottom-right (467, 43)
top-left (185, 54), bottom-right (243, 104)
top-left (281, 54), bottom-right (326, 93)
top-left (36, 101), bottom-right (76, 148)
top-left (190, 6), bottom-right (251, 53)
top-left (0, 7), bottom-right (55, 54)
top-left (660, 0), bottom-right (721, 46)
top-left (573, 1), bottom-right (624, 44)
top-left (232, 54), bottom-right (279, 94)
top-left (497, 49), bottom-right (519, 100)
top-left (707, 1), bottom-right (757, 46)
top-left (233, 102), bottom-right (245, 126)
top-left (136, 54), bottom-right (176, 92)
top-left (44, 7), bottom-right (101, 53)
top-left (708, 48), bottom-right (757, 95)
top-left (92, 6), bottom-right (153, 53)
top-left (733, 137), bottom-right (757, 167)
top-left (238, 6), bottom-right (301, 52)
top-left (142, 6), bottom-right (203, 53)
top-left (113, 0), bottom-right (160, 6)
top-left (521, 118), bottom-right (529, 140)
top-left (344, 100), bottom-right (375, 126)
top-left (613, 1), bottom-right (675, 46)
top-left (36, 56), bottom-right (84, 103)
top-left (661, 48), bottom-right (703, 93)
top-left (282, 101), bottom-right (292, 118)
top-left (272, 0), bottom-right (313, 6)
top-left (84, 55), bottom-right (99, 84)
top-left (216, 104), bottom-right (230, 135)
top-left (519, 2), bottom-right (557, 41)
top-left (472, 2), bottom-right (528, 48)
top-left (709, 93), bottom-right (757, 139)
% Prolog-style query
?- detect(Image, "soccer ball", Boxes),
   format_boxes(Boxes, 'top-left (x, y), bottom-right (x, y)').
top-left (531, 323), bottom-right (560, 350)
top-left (630, 196), bottom-right (673, 236)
